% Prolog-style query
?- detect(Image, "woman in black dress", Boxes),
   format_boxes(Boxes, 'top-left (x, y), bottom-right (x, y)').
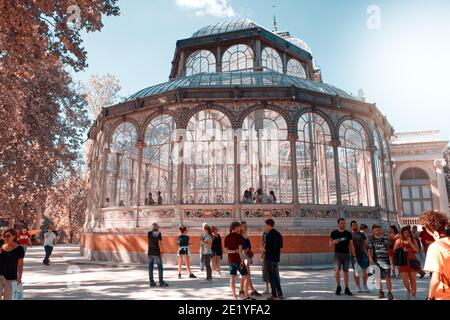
top-left (211, 226), bottom-right (223, 275)
top-left (0, 229), bottom-right (25, 300)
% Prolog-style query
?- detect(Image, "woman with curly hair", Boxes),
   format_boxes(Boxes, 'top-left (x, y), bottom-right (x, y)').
top-left (419, 210), bottom-right (450, 300)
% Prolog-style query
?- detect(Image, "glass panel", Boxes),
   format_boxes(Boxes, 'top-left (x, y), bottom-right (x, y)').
top-left (403, 201), bottom-right (412, 216)
top-left (423, 201), bottom-right (432, 211)
top-left (222, 44), bottom-right (254, 72)
top-left (261, 47), bottom-right (283, 73)
top-left (413, 201), bottom-right (422, 215)
top-left (287, 59), bottom-right (307, 79)
top-left (411, 186), bottom-right (420, 199)
top-left (422, 185), bottom-right (432, 199)
top-left (401, 186), bottom-right (410, 199)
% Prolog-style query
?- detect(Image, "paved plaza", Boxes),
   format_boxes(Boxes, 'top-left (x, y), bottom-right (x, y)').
top-left (19, 245), bottom-right (430, 300)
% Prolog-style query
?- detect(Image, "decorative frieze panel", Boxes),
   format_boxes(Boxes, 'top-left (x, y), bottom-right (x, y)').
top-left (242, 208), bottom-right (293, 219)
top-left (343, 209), bottom-right (379, 220)
top-left (184, 208), bottom-right (234, 219)
top-left (298, 208), bottom-right (338, 219)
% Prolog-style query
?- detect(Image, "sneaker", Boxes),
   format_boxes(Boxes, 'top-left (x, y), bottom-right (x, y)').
top-left (150, 281), bottom-right (157, 287)
top-left (387, 292), bottom-right (394, 300)
top-left (189, 273), bottom-right (197, 279)
top-left (419, 271), bottom-right (425, 279)
top-left (244, 297), bottom-right (256, 301)
top-left (378, 291), bottom-right (385, 299)
top-left (178, 273), bottom-right (182, 279)
top-left (344, 288), bottom-right (353, 296)
top-left (335, 286), bottom-right (342, 295)
top-left (251, 291), bottom-right (262, 297)
top-left (160, 282), bottom-right (169, 287)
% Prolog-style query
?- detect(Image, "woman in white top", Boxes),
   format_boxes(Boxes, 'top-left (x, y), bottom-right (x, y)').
top-left (200, 225), bottom-right (213, 281)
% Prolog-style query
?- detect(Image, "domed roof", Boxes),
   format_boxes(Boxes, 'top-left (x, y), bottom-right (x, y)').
top-left (191, 19), bottom-right (259, 38)
top-left (125, 71), bottom-right (358, 102)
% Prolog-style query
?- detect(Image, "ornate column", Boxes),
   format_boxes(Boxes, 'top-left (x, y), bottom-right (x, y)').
top-left (98, 147), bottom-right (109, 228)
top-left (178, 50), bottom-right (186, 77)
top-left (332, 138), bottom-right (342, 206)
top-left (135, 140), bottom-right (144, 228)
top-left (380, 154), bottom-right (389, 209)
top-left (434, 159), bottom-right (449, 214)
top-left (234, 130), bottom-right (242, 205)
top-left (255, 39), bottom-right (262, 71)
top-left (369, 145), bottom-right (380, 207)
top-left (176, 131), bottom-right (186, 224)
top-left (289, 133), bottom-right (299, 204)
top-left (216, 46), bottom-right (222, 73)
top-left (389, 160), bottom-right (397, 212)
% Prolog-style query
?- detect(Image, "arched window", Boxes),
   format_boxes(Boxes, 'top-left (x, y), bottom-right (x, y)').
top-left (184, 110), bottom-right (234, 204)
top-left (240, 109), bottom-right (291, 204)
top-left (222, 44), bottom-right (254, 72)
top-left (297, 113), bottom-right (336, 204)
top-left (382, 134), bottom-right (395, 210)
top-left (142, 115), bottom-right (177, 205)
top-left (287, 59), bottom-right (306, 79)
top-left (185, 50), bottom-right (216, 76)
top-left (104, 122), bottom-right (138, 207)
top-left (338, 120), bottom-right (375, 206)
top-left (400, 168), bottom-right (433, 216)
top-left (261, 47), bottom-right (283, 73)
top-left (373, 130), bottom-right (386, 208)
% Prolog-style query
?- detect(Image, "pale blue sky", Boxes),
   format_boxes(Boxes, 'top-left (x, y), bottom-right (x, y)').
top-left (73, 0), bottom-right (450, 140)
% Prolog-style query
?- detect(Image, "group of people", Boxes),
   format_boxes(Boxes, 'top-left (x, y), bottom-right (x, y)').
top-left (0, 225), bottom-right (57, 300)
top-left (146, 219), bottom-right (284, 300)
top-left (330, 210), bottom-right (450, 300)
top-left (242, 188), bottom-right (277, 204)
top-left (144, 192), bottom-right (163, 206)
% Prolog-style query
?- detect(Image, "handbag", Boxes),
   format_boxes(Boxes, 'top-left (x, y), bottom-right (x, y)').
top-left (408, 258), bottom-right (421, 270)
top-left (393, 248), bottom-right (408, 266)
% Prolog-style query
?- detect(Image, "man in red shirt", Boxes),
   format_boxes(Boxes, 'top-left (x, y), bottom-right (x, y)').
top-left (420, 225), bottom-right (435, 254)
top-left (17, 227), bottom-right (32, 253)
top-left (224, 221), bottom-right (253, 301)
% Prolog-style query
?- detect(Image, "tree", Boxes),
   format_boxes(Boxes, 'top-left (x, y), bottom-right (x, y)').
top-left (43, 174), bottom-right (88, 243)
top-left (79, 74), bottom-right (122, 118)
top-left (0, 1), bottom-right (120, 223)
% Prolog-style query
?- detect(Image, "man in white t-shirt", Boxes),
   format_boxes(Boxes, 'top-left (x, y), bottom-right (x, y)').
top-left (420, 210), bottom-right (450, 300)
top-left (43, 226), bottom-right (57, 266)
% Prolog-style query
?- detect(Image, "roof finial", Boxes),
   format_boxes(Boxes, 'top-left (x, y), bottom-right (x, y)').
top-left (272, 5), bottom-right (278, 32)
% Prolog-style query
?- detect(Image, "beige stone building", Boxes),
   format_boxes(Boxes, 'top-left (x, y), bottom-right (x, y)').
top-left (391, 130), bottom-right (449, 226)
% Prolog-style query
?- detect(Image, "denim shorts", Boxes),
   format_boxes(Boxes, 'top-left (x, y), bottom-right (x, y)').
top-left (352, 255), bottom-right (369, 270)
top-left (229, 263), bottom-right (248, 276)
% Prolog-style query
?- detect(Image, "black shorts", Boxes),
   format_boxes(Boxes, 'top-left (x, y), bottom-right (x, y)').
top-left (178, 248), bottom-right (189, 255)
top-left (334, 253), bottom-right (350, 272)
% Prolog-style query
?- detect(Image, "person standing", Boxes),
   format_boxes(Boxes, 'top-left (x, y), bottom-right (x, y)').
top-left (330, 218), bottom-right (355, 296)
top-left (350, 221), bottom-right (369, 293)
top-left (419, 210), bottom-right (450, 300)
top-left (200, 225), bottom-right (213, 281)
top-left (17, 227), bottom-right (32, 254)
top-left (43, 226), bottom-right (57, 266)
top-left (394, 227), bottom-right (421, 300)
top-left (0, 229), bottom-right (25, 300)
top-left (368, 225), bottom-right (394, 300)
top-left (199, 223), bottom-right (208, 271)
top-left (177, 226), bottom-right (196, 279)
top-left (211, 226), bottom-right (223, 275)
top-left (157, 191), bottom-right (163, 205)
top-left (388, 225), bottom-right (400, 278)
top-left (263, 219), bottom-right (284, 300)
top-left (261, 230), bottom-right (270, 295)
top-left (239, 222), bottom-right (261, 297)
top-left (148, 223), bottom-right (169, 287)
top-left (224, 222), bottom-right (253, 300)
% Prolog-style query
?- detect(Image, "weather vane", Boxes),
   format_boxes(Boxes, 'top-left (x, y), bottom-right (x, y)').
top-left (272, 4), bottom-right (278, 32)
